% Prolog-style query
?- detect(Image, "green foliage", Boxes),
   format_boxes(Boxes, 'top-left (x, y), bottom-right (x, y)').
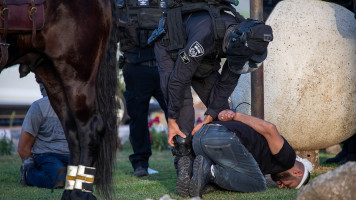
top-left (121, 140), bottom-right (132, 150)
top-left (0, 150), bottom-right (339, 200)
top-left (150, 128), bottom-right (169, 151)
top-left (0, 138), bottom-right (14, 156)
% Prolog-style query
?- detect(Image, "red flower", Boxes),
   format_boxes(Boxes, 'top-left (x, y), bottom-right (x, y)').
top-left (148, 116), bottom-right (160, 128)
top-left (152, 116), bottom-right (160, 123)
top-left (196, 117), bottom-right (203, 124)
top-left (148, 121), bottom-right (153, 128)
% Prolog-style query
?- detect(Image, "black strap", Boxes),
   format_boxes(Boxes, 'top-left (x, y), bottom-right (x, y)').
top-left (164, 2), bottom-right (246, 59)
top-left (82, 182), bottom-right (94, 192)
top-left (166, 7), bottom-right (185, 52)
top-left (84, 167), bottom-right (96, 176)
top-left (208, 6), bottom-right (224, 40)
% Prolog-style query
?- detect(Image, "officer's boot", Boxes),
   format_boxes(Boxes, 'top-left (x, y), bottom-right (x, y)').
top-left (189, 155), bottom-right (214, 198)
top-left (172, 131), bottom-right (194, 197)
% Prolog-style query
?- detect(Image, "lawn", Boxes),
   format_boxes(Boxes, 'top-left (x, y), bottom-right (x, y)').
top-left (0, 144), bottom-right (338, 200)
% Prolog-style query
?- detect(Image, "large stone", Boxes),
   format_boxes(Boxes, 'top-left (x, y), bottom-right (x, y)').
top-left (231, 0), bottom-right (356, 150)
top-left (296, 162), bottom-right (356, 200)
top-left (231, 73), bottom-right (251, 115)
top-left (264, 0), bottom-right (356, 150)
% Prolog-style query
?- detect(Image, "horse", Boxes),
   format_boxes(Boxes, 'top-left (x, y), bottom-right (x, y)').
top-left (0, 0), bottom-right (118, 199)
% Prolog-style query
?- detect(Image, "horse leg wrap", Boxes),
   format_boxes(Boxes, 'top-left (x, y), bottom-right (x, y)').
top-left (74, 165), bottom-right (96, 193)
top-left (64, 165), bottom-right (78, 190)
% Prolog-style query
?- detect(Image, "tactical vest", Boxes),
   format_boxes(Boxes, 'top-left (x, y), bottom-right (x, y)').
top-left (162, 0), bottom-right (245, 77)
top-left (117, 0), bottom-right (164, 51)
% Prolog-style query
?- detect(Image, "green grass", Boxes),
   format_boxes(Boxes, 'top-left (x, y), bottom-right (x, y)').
top-left (0, 147), bottom-right (338, 200)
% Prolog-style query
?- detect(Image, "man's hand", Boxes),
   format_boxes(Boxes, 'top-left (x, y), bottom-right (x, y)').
top-left (192, 115), bottom-right (213, 135)
top-left (168, 119), bottom-right (186, 147)
top-left (218, 110), bottom-right (235, 121)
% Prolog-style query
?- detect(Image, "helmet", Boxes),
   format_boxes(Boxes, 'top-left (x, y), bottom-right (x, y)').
top-left (222, 18), bottom-right (273, 74)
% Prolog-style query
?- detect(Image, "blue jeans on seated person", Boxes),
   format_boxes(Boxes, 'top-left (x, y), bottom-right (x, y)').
top-left (192, 124), bottom-right (267, 193)
top-left (24, 153), bottom-right (69, 189)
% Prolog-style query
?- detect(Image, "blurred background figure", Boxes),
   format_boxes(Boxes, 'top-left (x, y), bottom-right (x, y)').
top-left (18, 77), bottom-right (69, 189)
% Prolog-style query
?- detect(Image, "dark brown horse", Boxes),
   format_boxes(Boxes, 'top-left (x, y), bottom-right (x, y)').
top-left (0, 0), bottom-right (118, 199)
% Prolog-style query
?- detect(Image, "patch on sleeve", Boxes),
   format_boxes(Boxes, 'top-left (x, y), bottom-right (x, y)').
top-left (138, 0), bottom-right (149, 6)
top-left (179, 51), bottom-right (191, 64)
top-left (188, 41), bottom-right (204, 57)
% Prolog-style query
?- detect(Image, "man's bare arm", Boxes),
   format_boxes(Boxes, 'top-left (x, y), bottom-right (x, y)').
top-left (17, 130), bottom-right (35, 160)
top-left (218, 110), bottom-right (284, 154)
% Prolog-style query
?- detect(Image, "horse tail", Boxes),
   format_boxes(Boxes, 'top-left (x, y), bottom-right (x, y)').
top-left (94, 0), bottom-right (118, 199)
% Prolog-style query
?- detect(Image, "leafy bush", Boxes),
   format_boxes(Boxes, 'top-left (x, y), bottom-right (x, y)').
top-left (150, 128), bottom-right (168, 151)
top-left (0, 138), bottom-right (14, 156)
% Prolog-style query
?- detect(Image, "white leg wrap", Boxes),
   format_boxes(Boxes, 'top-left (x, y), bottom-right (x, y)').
top-left (64, 165), bottom-right (78, 190)
top-left (74, 165), bottom-right (96, 193)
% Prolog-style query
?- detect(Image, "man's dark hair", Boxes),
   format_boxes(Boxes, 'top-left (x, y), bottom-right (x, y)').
top-left (271, 171), bottom-right (311, 188)
top-left (270, 171), bottom-right (290, 182)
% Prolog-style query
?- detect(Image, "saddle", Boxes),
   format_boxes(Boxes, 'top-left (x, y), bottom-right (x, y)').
top-left (0, 0), bottom-right (45, 68)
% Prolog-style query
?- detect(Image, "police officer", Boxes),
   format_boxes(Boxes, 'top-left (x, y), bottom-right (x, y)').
top-left (151, 0), bottom-right (273, 196)
top-left (117, 0), bottom-right (168, 177)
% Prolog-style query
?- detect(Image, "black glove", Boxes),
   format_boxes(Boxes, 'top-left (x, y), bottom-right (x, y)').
top-left (171, 130), bottom-right (193, 157)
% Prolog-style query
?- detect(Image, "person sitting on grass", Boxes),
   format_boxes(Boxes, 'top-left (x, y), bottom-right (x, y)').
top-left (176, 110), bottom-right (313, 198)
top-left (17, 79), bottom-right (69, 189)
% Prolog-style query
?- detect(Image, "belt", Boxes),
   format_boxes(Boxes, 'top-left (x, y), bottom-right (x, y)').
top-left (139, 60), bottom-right (157, 67)
top-left (125, 59), bottom-right (157, 67)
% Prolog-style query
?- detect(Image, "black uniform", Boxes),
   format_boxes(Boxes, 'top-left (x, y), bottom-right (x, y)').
top-left (154, 11), bottom-right (241, 136)
top-left (117, 0), bottom-right (168, 173)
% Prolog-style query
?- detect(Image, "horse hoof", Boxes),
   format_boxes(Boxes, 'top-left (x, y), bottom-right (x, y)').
top-left (61, 190), bottom-right (72, 200)
top-left (70, 190), bottom-right (97, 200)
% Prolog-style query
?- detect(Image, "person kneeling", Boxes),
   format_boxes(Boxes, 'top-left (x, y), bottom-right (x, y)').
top-left (179, 110), bottom-right (312, 197)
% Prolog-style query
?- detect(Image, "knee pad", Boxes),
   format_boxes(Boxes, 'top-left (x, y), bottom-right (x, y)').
top-left (171, 130), bottom-right (193, 157)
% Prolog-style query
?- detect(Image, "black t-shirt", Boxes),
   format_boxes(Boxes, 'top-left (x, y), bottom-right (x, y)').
top-left (213, 120), bottom-right (296, 175)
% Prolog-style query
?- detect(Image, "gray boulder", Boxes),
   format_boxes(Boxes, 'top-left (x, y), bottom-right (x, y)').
top-left (296, 162), bottom-right (356, 200)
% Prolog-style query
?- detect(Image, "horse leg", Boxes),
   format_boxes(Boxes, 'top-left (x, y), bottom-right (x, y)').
top-left (37, 63), bottom-right (103, 200)
top-left (34, 1), bottom-right (116, 199)
top-left (35, 62), bottom-right (82, 199)
top-left (58, 74), bottom-right (104, 200)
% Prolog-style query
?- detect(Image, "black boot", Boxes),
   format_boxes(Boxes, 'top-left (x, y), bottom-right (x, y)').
top-left (133, 166), bottom-right (148, 177)
top-left (189, 155), bottom-right (214, 198)
top-left (176, 156), bottom-right (192, 197)
top-left (347, 153), bottom-right (356, 162)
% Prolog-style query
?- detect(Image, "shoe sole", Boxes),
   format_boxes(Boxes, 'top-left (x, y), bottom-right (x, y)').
top-left (189, 155), bottom-right (204, 197)
top-left (176, 156), bottom-right (192, 197)
top-left (134, 171), bottom-right (148, 177)
top-left (134, 168), bottom-right (149, 177)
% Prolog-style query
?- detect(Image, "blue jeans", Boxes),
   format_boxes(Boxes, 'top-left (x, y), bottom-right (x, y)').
top-left (192, 124), bottom-right (267, 192)
top-left (24, 153), bottom-right (69, 189)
